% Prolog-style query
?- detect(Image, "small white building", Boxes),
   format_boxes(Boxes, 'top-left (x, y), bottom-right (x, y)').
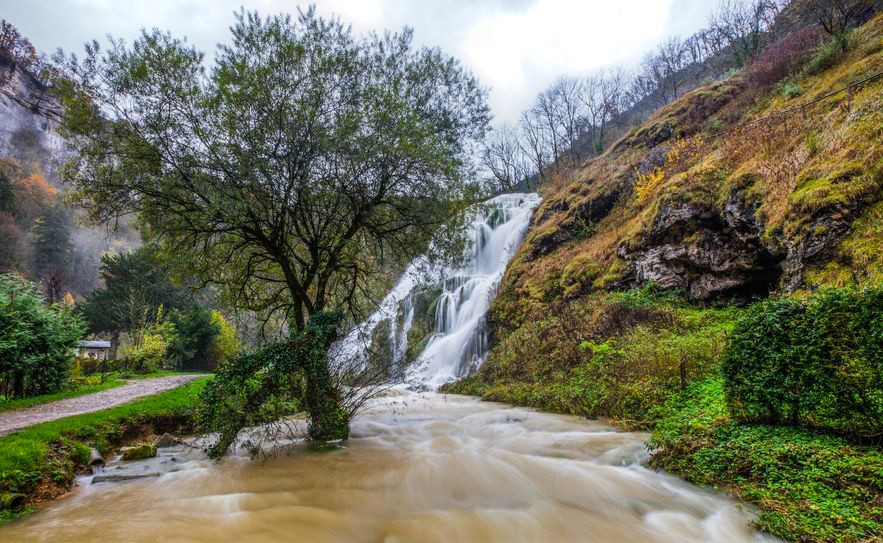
top-left (76, 340), bottom-right (112, 360)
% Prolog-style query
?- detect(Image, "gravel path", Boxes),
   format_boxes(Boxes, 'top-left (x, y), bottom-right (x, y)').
top-left (0, 375), bottom-right (202, 436)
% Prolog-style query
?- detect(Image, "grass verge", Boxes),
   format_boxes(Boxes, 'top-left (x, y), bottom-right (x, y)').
top-left (0, 378), bottom-right (208, 522)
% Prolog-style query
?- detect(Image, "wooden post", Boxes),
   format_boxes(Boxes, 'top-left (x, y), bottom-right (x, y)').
top-left (801, 104), bottom-right (807, 120)
top-left (846, 84), bottom-right (853, 110)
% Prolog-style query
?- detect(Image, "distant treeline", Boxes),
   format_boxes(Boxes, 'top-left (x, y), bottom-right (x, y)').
top-left (480, 0), bottom-right (879, 192)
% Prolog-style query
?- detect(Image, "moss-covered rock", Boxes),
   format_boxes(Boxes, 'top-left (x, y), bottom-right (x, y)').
top-left (120, 442), bottom-right (157, 461)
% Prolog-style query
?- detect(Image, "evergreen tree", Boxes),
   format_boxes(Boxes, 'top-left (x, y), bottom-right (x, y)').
top-left (0, 169), bottom-right (14, 214)
top-left (82, 247), bottom-right (190, 337)
top-left (167, 306), bottom-right (220, 371)
top-left (31, 204), bottom-right (73, 301)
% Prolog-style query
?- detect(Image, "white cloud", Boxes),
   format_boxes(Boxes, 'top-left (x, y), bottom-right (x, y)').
top-left (1, 0), bottom-right (717, 123)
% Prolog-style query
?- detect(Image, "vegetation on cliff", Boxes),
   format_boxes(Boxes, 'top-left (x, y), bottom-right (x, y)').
top-left (446, 10), bottom-right (883, 543)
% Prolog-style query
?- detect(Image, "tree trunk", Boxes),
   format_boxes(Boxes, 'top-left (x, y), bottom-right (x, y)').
top-left (292, 311), bottom-right (349, 442)
top-left (12, 371), bottom-right (24, 399)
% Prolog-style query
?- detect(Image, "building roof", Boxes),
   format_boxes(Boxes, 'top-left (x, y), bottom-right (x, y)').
top-left (78, 340), bottom-right (111, 348)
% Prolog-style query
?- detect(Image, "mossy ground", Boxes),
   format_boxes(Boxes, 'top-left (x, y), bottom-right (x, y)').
top-left (0, 378), bottom-right (207, 522)
top-left (650, 378), bottom-right (883, 543)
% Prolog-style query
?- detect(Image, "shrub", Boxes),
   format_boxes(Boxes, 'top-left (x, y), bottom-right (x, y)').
top-left (722, 286), bottom-right (883, 438)
top-left (746, 27), bottom-right (822, 90)
top-left (0, 274), bottom-right (85, 398)
top-left (778, 81), bottom-right (803, 98)
top-left (122, 331), bottom-right (168, 374)
top-left (205, 310), bottom-right (240, 370)
top-left (72, 357), bottom-right (117, 376)
top-left (802, 34), bottom-right (849, 77)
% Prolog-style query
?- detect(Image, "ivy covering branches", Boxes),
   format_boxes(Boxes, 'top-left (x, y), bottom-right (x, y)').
top-left (197, 311), bottom-right (345, 459)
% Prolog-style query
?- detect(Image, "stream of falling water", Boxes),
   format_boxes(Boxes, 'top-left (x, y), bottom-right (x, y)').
top-left (0, 391), bottom-right (775, 543)
top-left (336, 192), bottom-right (542, 389)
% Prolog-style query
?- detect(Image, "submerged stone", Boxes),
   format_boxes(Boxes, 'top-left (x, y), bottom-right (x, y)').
top-left (154, 433), bottom-right (179, 448)
top-left (92, 472), bottom-right (160, 484)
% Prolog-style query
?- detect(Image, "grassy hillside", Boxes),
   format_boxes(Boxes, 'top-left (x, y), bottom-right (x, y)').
top-left (445, 14), bottom-right (883, 543)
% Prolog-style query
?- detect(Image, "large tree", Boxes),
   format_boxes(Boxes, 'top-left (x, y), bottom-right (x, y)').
top-left (56, 9), bottom-right (489, 442)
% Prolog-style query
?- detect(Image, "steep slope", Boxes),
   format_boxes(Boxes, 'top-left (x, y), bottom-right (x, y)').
top-left (445, 15), bottom-right (883, 543)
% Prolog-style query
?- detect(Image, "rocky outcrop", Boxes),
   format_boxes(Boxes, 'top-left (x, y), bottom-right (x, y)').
top-left (0, 54), bottom-right (65, 162)
top-left (618, 199), bottom-right (781, 300)
top-left (617, 177), bottom-right (867, 299)
top-left (528, 183), bottom-right (625, 260)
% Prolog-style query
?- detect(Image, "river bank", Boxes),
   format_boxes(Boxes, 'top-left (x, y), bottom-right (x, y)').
top-left (0, 379), bottom-right (208, 520)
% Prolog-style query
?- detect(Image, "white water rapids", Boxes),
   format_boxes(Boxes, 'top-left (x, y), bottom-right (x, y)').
top-left (0, 392), bottom-right (776, 543)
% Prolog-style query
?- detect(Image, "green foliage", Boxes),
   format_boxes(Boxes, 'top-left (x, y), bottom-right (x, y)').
top-left (0, 274), bottom-right (85, 399)
top-left (197, 341), bottom-right (303, 459)
top-left (778, 81), bottom-right (803, 98)
top-left (802, 34), bottom-right (848, 77)
top-left (198, 310), bottom-right (348, 457)
top-left (207, 310), bottom-right (240, 368)
top-left (30, 204), bottom-right (73, 278)
top-left (449, 291), bottom-right (734, 425)
top-left (722, 286), bottom-right (883, 438)
top-left (121, 330), bottom-right (168, 374)
top-left (117, 307), bottom-right (177, 374)
top-left (167, 306), bottom-right (219, 371)
top-left (81, 247), bottom-right (189, 336)
top-left (29, 203), bottom-right (75, 300)
top-left (0, 379), bottom-right (206, 513)
top-left (72, 356), bottom-right (118, 376)
top-left (651, 378), bottom-right (883, 543)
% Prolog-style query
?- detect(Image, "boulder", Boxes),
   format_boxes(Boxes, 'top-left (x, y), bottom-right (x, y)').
top-left (120, 442), bottom-right (157, 461)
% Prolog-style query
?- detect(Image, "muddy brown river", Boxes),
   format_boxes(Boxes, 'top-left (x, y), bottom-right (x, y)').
top-left (0, 391), bottom-right (775, 542)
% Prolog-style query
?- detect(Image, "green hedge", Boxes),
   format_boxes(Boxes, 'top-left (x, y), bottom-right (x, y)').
top-left (722, 286), bottom-right (883, 438)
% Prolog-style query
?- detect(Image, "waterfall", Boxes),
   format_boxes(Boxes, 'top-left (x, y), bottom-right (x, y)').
top-left (336, 193), bottom-right (540, 389)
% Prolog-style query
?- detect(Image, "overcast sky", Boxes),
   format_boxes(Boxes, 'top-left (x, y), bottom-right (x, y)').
top-left (1, 0), bottom-right (717, 124)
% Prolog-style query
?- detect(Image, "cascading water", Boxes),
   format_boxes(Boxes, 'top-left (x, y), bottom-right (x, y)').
top-left (338, 193), bottom-right (540, 389)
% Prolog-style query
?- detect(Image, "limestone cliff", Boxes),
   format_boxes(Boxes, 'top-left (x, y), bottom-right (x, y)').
top-left (0, 53), bottom-right (65, 168)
